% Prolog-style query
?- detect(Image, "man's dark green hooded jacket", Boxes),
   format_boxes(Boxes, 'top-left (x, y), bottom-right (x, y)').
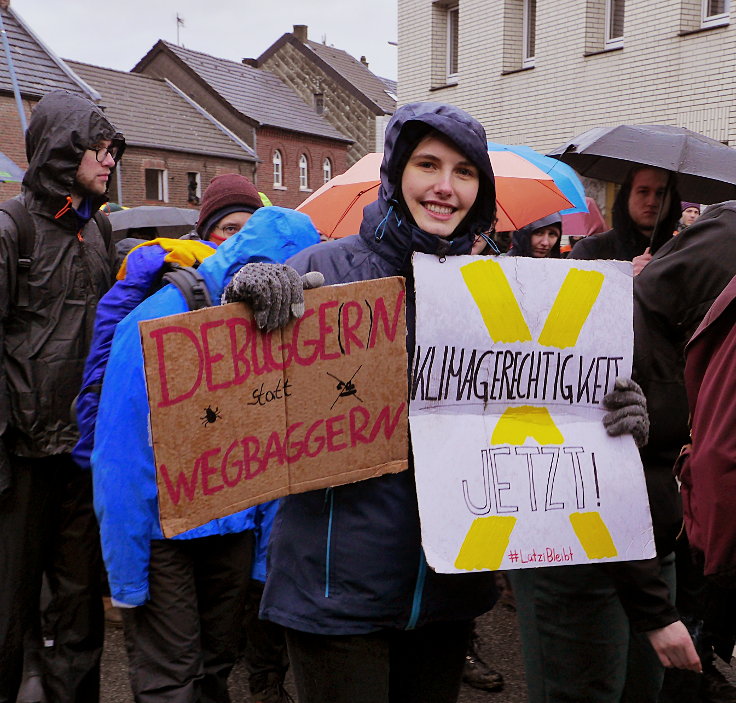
top-left (0, 90), bottom-right (123, 461)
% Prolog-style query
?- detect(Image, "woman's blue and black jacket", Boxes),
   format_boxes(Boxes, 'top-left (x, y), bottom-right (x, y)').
top-left (90, 208), bottom-right (319, 606)
top-left (261, 103), bottom-right (499, 635)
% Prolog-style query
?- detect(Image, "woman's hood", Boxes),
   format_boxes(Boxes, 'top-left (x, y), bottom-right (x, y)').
top-left (509, 213), bottom-right (562, 258)
top-left (378, 102), bottom-right (496, 236)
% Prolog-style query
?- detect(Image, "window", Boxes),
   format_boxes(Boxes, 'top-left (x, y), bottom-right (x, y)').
top-left (323, 157), bottom-right (332, 184)
top-left (187, 172), bottom-right (201, 205)
top-left (446, 4), bottom-right (459, 82)
top-left (314, 93), bottom-right (324, 115)
top-left (702, 0), bottom-right (730, 26)
top-left (605, 0), bottom-right (625, 47)
top-left (273, 150), bottom-right (283, 188)
top-left (299, 154), bottom-right (309, 190)
top-left (144, 168), bottom-right (168, 201)
top-left (522, 0), bottom-right (536, 67)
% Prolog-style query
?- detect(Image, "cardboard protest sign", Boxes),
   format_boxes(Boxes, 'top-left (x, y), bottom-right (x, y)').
top-left (140, 277), bottom-right (408, 537)
top-left (410, 254), bottom-right (655, 573)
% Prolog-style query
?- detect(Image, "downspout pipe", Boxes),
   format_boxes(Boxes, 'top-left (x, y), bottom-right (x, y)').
top-left (0, 8), bottom-right (28, 134)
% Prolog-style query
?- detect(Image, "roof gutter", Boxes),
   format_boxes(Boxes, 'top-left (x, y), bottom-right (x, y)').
top-left (0, 9), bottom-right (26, 132)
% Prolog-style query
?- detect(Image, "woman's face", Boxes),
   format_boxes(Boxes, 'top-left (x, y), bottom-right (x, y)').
top-left (530, 226), bottom-right (560, 258)
top-left (400, 134), bottom-right (480, 238)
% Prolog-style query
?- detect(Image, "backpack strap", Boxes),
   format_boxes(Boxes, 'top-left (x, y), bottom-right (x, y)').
top-left (92, 209), bottom-right (112, 250)
top-left (0, 202), bottom-right (114, 308)
top-left (0, 199), bottom-right (35, 308)
top-left (162, 264), bottom-right (213, 311)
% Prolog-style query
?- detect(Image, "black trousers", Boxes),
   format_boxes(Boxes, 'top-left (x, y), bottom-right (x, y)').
top-left (121, 532), bottom-right (252, 703)
top-left (241, 579), bottom-right (289, 695)
top-left (0, 455), bottom-right (104, 703)
top-left (285, 619), bottom-right (473, 703)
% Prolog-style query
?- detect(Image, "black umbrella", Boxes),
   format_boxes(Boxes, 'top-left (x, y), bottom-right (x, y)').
top-left (108, 206), bottom-right (199, 242)
top-left (0, 150), bottom-right (24, 183)
top-left (547, 124), bottom-right (736, 204)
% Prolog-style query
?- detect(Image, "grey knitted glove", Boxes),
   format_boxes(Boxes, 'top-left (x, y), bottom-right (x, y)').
top-left (221, 263), bottom-right (324, 332)
top-left (602, 377), bottom-right (650, 448)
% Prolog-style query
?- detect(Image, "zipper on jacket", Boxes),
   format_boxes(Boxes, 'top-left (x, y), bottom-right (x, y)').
top-left (324, 488), bottom-right (335, 598)
top-left (406, 548), bottom-right (427, 630)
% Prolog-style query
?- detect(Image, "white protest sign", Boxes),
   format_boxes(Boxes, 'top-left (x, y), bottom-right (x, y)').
top-left (410, 254), bottom-right (655, 573)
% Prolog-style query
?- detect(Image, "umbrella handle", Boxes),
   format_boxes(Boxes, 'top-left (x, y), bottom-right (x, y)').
top-left (649, 171), bottom-right (673, 255)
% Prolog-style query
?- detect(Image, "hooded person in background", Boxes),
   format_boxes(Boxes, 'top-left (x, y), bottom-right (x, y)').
top-left (508, 213), bottom-right (562, 258)
top-left (636, 202), bottom-right (736, 703)
top-left (0, 90), bottom-right (124, 703)
top-left (678, 201), bottom-right (701, 233)
top-left (569, 165), bottom-right (681, 275)
top-left (511, 165), bottom-right (700, 703)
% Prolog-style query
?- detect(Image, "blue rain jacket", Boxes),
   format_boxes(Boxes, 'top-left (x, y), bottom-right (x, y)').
top-left (261, 103), bottom-right (499, 635)
top-left (92, 208), bottom-right (319, 606)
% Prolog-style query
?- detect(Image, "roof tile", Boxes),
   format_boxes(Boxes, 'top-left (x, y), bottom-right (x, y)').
top-left (67, 60), bottom-right (256, 160)
top-left (163, 41), bottom-right (350, 143)
top-left (304, 40), bottom-right (396, 114)
top-left (0, 6), bottom-right (93, 98)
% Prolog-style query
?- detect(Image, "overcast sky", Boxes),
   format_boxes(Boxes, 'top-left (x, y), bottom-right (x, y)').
top-left (12, 0), bottom-right (398, 80)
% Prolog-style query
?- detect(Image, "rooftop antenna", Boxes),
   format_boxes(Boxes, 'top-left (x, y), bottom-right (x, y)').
top-left (321, 33), bottom-right (327, 45)
top-left (176, 13), bottom-right (185, 45)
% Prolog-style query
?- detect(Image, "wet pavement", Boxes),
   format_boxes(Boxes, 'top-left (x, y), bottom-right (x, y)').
top-left (100, 602), bottom-right (528, 702)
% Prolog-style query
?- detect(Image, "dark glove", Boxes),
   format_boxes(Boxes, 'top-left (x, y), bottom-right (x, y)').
top-left (221, 263), bottom-right (324, 332)
top-left (602, 377), bottom-right (650, 448)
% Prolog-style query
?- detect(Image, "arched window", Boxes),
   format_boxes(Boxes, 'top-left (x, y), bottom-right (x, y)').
top-left (323, 157), bottom-right (332, 184)
top-left (273, 150), bottom-right (283, 187)
top-left (299, 154), bottom-right (309, 190)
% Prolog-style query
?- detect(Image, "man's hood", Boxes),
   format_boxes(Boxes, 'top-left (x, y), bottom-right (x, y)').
top-left (23, 90), bottom-right (125, 209)
top-left (378, 102), bottom-right (496, 237)
top-left (611, 169), bottom-right (682, 255)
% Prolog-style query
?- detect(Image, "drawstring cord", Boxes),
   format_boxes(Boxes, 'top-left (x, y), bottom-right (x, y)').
top-left (54, 196), bottom-right (73, 220)
top-left (374, 201), bottom-right (402, 241)
top-left (54, 196), bottom-right (85, 241)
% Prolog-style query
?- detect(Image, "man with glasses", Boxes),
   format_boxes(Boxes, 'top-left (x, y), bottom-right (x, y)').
top-left (0, 89), bottom-right (124, 703)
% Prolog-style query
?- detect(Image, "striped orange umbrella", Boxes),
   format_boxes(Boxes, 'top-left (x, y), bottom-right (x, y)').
top-left (297, 151), bottom-right (572, 238)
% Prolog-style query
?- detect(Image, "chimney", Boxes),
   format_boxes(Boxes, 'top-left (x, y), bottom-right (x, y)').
top-left (360, 56), bottom-right (369, 68)
top-left (0, 0), bottom-right (10, 11)
top-left (242, 58), bottom-right (258, 67)
top-left (293, 25), bottom-right (308, 42)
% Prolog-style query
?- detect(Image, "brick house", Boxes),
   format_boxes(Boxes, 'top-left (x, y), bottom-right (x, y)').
top-left (133, 41), bottom-right (352, 209)
top-left (398, 0), bottom-right (736, 212)
top-left (68, 61), bottom-right (257, 209)
top-left (0, 1), bottom-right (99, 200)
top-left (255, 25), bottom-right (397, 165)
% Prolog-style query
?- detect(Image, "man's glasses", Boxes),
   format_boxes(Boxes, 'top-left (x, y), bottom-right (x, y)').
top-left (89, 144), bottom-right (120, 163)
top-left (213, 224), bottom-right (242, 237)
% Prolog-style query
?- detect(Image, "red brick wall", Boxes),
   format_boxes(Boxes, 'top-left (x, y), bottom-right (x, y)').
top-left (255, 126), bottom-right (348, 209)
top-left (0, 94), bottom-right (34, 201)
top-left (115, 147), bottom-right (258, 208)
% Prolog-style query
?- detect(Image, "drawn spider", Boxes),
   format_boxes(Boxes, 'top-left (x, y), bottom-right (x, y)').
top-left (201, 405), bottom-right (222, 426)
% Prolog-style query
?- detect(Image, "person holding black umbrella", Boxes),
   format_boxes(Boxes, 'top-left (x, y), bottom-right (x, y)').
top-left (568, 165), bottom-right (682, 274)
top-left (509, 162), bottom-right (700, 702)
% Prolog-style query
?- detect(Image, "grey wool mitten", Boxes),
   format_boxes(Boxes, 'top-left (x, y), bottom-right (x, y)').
top-left (602, 377), bottom-right (650, 448)
top-left (221, 263), bottom-right (324, 332)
